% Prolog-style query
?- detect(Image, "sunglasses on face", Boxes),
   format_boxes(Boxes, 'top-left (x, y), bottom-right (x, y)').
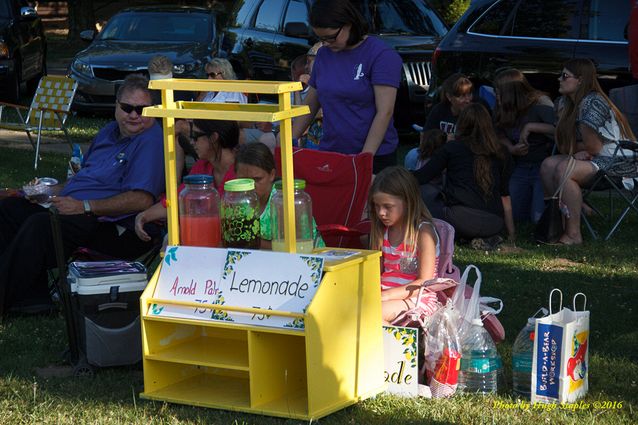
top-left (207, 71), bottom-right (224, 78)
top-left (318, 26), bottom-right (343, 43)
top-left (559, 72), bottom-right (576, 81)
top-left (118, 102), bottom-right (150, 115)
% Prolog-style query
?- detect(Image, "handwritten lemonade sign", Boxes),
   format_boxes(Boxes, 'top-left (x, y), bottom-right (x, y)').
top-left (151, 246), bottom-right (324, 329)
top-left (383, 325), bottom-right (419, 396)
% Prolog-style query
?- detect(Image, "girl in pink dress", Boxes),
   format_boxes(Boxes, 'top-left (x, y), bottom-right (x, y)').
top-left (369, 166), bottom-right (441, 325)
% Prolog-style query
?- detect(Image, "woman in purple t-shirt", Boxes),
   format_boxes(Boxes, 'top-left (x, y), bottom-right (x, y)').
top-left (290, 0), bottom-right (403, 174)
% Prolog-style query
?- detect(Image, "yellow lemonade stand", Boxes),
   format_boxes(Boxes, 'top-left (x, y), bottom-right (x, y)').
top-left (138, 79), bottom-right (384, 419)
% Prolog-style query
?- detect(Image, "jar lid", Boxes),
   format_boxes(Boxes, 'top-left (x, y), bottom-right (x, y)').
top-left (184, 174), bottom-right (213, 185)
top-left (224, 178), bottom-right (255, 191)
top-left (274, 179), bottom-right (306, 190)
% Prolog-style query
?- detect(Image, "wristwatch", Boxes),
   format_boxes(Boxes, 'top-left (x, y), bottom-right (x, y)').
top-left (83, 199), bottom-right (93, 215)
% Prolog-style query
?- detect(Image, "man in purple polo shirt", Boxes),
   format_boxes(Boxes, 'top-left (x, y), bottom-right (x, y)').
top-left (0, 74), bottom-right (165, 315)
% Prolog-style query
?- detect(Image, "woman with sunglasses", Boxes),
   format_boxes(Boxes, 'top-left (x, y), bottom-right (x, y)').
top-left (540, 58), bottom-right (636, 245)
top-left (196, 58), bottom-right (247, 104)
top-left (290, 0), bottom-right (402, 174)
top-left (134, 119), bottom-right (239, 243)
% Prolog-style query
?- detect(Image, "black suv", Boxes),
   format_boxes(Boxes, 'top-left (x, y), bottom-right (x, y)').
top-left (219, 0), bottom-right (448, 129)
top-left (429, 0), bottom-right (632, 102)
top-left (0, 0), bottom-right (46, 102)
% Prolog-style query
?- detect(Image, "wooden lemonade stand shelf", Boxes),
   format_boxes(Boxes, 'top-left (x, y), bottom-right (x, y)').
top-left (139, 80), bottom-right (384, 420)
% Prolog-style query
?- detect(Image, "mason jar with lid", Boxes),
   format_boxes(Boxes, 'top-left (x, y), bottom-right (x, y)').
top-left (221, 178), bottom-right (261, 249)
top-left (271, 179), bottom-right (314, 253)
top-left (178, 174), bottom-right (221, 247)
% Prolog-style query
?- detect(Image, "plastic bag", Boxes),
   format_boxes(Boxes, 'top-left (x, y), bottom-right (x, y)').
top-left (448, 265), bottom-right (505, 343)
top-left (422, 303), bottom-right (462, 398)
top-left (390, 278), bottom-right (457, 328)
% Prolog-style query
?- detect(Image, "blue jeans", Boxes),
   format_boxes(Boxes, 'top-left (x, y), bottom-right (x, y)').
top-left (509, 163), bottom-right (545, 223)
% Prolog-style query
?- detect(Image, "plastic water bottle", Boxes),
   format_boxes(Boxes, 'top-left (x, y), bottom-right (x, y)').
top-left (512, 318), bottom-right (536, 398)
top-left (458, 319), bottom-right (502, 394)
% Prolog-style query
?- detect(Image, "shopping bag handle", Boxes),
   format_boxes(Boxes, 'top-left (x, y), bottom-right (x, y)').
top-left (573, 292), bottom-right (587, 311)
top-left (478, 296), bottom-right (503, 315)
top-left (549, 288), bottom-right (563, 315)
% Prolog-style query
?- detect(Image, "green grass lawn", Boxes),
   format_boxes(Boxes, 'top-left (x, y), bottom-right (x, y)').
top-left (0, 148), bottom-right (636, 424)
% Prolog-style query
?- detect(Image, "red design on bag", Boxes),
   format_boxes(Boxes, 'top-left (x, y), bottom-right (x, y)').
top-left (433, 348), bottom-right (461, 385)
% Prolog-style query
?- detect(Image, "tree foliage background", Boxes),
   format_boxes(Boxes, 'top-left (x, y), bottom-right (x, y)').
top-left (430, 0), bottom-right (471, 26)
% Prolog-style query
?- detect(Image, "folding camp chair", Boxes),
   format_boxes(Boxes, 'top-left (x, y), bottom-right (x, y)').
top-left (581, 141), bottom-right (638, 240)
top-left (0, 75), bottom-right (78, 169)
top-left (610, 85), bottom-right (638, 136)
top-left (275, 148), bottom-right (374, 248)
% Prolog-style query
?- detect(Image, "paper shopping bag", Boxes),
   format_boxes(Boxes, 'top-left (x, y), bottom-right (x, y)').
top-left (531, 290), bottom-right (589, 404)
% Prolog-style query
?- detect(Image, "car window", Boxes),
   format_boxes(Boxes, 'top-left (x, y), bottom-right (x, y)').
top-left (582, 0), bottom-right (629, 41)
top-left (254, 0), bottom-right (286, 31)
top-left (470, 0), bottom-right (517, 36)
top-left (283, 0), bottom-right (309, 28)
top-left (229, 0), bottom-right (258, 28)
top-left (98, 12), bottom-right (212, 43)
top-left (0, 1), bottom-right (10, 17)
top-left (510, 0), bottom-right (580, 39)
top-left (356, 0), bottom-right (447, 36)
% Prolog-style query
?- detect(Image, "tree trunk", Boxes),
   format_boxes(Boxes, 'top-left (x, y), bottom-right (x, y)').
top-left (67, 0), bottom-right (96, 41)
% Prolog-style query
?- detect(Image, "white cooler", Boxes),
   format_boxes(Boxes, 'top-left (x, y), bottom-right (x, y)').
top-left (67, 261), bottom-right (148, 368)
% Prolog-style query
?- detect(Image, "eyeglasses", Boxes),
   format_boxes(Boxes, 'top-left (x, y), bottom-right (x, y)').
top-left (207, 71), bottom-right (224, 78)
top-left (559, 72), bottom-right (577, 81)
top-left (118, 102), bottom-right (150, 115)
top-left (318, 26), bottom-right (343, 43)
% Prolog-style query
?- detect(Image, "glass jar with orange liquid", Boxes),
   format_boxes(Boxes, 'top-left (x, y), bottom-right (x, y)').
top-left (178, 174), bottom-right (221, 247)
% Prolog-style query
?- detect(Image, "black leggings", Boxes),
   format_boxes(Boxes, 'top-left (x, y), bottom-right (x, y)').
top-left (443, 204), bottom-right (504, 240)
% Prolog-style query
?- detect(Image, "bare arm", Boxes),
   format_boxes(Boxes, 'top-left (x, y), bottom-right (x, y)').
top-left (51, 190), bottom-right (154, 216)
top-left (499, 135), bottom-right (528, 156)
top-left (520, 122), bottom-right (555, 144)
top-left (501, 195), bottom-right (516, 242)
top-left (579, 124), bottom-right (604, 156)
top-left (380, 224), bottom-right (437, 302)
top-left (291, 86), bottom-right (320, 139)
top-left (362, 85), bottom-right (397, 155)
top-left (135, 201), bottom-right (169, 241)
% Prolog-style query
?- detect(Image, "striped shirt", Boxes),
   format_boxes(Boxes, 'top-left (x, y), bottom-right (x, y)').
top-left (381, 221), bottom-right (440, 290)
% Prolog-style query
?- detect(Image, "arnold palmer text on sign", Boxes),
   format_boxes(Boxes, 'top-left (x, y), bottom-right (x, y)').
top-left (151, 246), bottom-right (324, 329)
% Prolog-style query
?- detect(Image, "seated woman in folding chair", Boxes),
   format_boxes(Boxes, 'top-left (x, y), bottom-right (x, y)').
top-left (540, 58), bottom-right (636, 245)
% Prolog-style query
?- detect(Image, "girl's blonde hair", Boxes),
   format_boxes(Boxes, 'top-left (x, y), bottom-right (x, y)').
top-left (556, 58), bottom-right (635, 154)
top-left (368, 166), bottom-right (433, 251)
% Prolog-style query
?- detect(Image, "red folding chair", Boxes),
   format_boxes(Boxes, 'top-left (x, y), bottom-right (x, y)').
top-left (275, 148), bottom-right (373, 248)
